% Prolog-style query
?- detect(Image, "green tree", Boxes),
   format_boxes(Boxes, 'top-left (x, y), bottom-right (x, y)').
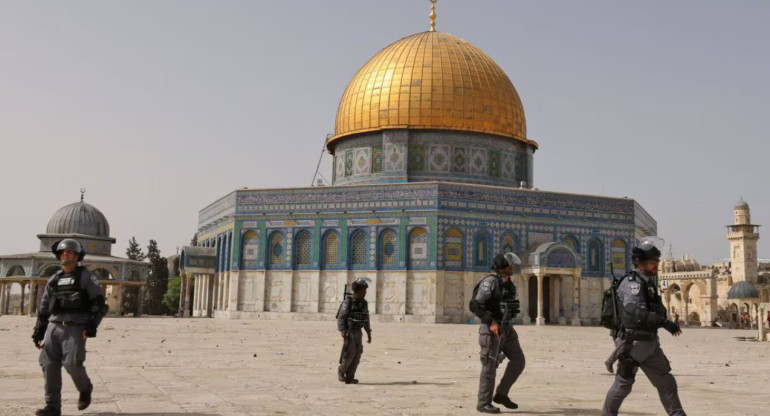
top-left (126, 236), bottom-right (146, 261)
top-left (190, 234), bottom-right (198, 246)
top-left (162, 275), bottom-right (195, 316)
top-left (122, 237), bottom-right (145, 316)
top-left (144, 240), bottom-right (170, 315)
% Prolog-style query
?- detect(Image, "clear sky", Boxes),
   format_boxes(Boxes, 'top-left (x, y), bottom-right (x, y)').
top-left (1, 0), bottom-right (768, 264)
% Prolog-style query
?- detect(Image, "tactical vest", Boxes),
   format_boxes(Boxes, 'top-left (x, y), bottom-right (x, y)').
top-left (50, 268), bottom-right (91, 314)
top-left (347, 299), bottom-right (368, 330)
top-left (619, 272), bottom-right (666, 330)
top-left (482, 275), bottom-right (517, 322)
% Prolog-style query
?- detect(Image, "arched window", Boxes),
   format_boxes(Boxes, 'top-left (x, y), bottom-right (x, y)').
top-left (321, 231), bottom-right (339, 268)
top-left (267, 231), bottom-right (284, 269)
top-left (611, 239), bottom-right (627, 272)
top-left (563, 235), bottom-right (580, 253)
top-left (349, 229), bottom-right (367, 267)
top-left (444, 228), bottom-right (464, 268)
top-left (408, 227), bottom-right (428, 269)
top-left (39, 265), bottom-right (61, 278)
top-left (294, 230), bottom-right (312, 267)
top-left (241, 231), bottom-right (259, 269)
top-left (474, 231), bottom-right (491, 268)
top-left (587, 237), bottom-right (604, 274)
top-left (501, 232), bottom-right (518, 254)
top-left (379, 229), bottom-right (397, 268)
top-left (6, 265), bottom-right (25, 277)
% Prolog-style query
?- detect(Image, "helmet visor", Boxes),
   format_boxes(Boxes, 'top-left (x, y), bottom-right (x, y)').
top-left (638, 236), bottom-right (665, 252)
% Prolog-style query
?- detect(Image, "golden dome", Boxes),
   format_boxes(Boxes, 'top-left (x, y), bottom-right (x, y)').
top-left (328, 31), bottom-right (534, 151)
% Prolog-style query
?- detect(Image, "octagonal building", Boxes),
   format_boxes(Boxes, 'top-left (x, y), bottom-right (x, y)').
top-left (182, 20), bottom-right (656, 325)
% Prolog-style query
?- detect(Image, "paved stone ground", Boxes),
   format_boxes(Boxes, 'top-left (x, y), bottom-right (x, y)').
top-left (0, 316), bottom-right (767, 416)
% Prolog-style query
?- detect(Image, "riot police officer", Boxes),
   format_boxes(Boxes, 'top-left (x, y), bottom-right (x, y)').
top-left (469, 253), bottom-right (525, 414)
top-left (601, 237), bottom-right (686, 416)
top-left (336, 278), bottom-right (372, 384)
top-left (31, 239), bottom-right (108, 416)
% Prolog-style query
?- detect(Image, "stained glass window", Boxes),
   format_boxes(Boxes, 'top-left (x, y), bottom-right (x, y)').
top-left (350, 230), bottom-right (367, 266)
top-left (475, 231), bottom-right (490, 267)
top-left (295, 230), bottom-right (311, 266)
top-left (612, 239), bottom-right (626, 271)
top-left (268, 232), bottom-right (284, 268)
top-left (445, 228), bottom-right (463, 268)
top-left (588, 238), bottom-right (603, 273)
top-left (501, 232), bottom-right (517, 254)
top-left (380, 229), bottom-right (397, 267)
top-left (323, 231), bottom-right (339, 267)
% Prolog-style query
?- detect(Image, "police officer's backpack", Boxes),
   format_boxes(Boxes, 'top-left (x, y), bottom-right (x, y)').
top-left (599, 274), bottom-right (628, 330)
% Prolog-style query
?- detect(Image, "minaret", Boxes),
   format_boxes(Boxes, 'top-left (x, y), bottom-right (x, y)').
top-left (727, 198), bottom-right (760, 283)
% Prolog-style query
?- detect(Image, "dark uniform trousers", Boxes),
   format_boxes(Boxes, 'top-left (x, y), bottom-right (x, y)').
top-left (478, 326), bottom-right (525, 407)
top-left (338, 328), bottom-right (363, 380)
top-left (601, 341), bottom-right (685, 416)
top-left (39, 323), bottom-right (93, 408)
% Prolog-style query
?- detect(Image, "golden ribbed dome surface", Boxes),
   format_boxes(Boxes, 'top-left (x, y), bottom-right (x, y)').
top-left (329, 31), bottom-right (531, 149)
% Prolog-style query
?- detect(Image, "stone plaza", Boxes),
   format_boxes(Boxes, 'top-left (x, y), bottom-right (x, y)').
top-left (0, 316), bottom-right (767, 416)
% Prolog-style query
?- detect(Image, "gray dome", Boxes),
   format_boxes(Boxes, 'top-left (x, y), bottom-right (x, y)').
top-left (727, 281), bottom-right (759, 299)
top-left (46, 201), bottom-right (110, 237)
top-left (735, 199), bottom-right (749, 210)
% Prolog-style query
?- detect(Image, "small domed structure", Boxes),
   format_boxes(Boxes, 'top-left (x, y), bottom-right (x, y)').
top-left (46, 201), bottom-right (110, 237)
top-left (727, 281), bottom-right (760, 300)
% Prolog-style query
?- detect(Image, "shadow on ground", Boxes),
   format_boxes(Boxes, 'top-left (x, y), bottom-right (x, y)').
top-left (513, 409), bottom-right (653, 416)
top-left (92, 413), bottom-right (219, 416)
top-left (357, 381), bottom-right (454, 386)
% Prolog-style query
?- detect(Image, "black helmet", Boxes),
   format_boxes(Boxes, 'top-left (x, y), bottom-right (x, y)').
top-left (492, 254), bottom-right (507, 271)
top-left (52, 239), bottom-right (85, 261)
top-left (632, 236), bottom-right (663, 266)
top-left (351, 278), bottom-right (369, 291)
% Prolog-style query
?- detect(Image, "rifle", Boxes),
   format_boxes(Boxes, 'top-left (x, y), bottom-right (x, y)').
top-left (489, 299), bottom-right (520, 368)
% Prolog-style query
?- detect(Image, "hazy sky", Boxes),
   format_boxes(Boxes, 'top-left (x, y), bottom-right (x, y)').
top-left (1, 0), bottom-right (768, 265)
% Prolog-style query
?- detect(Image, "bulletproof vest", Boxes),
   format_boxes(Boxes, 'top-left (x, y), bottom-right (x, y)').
top-left (484, 275), bottom-right (517, 322)
top-left (50, 268), bottom-right (91, 314)
top-left (347, 299), bottom-right (368, 329)
top-left (619, 272), bottom-right (664, 330)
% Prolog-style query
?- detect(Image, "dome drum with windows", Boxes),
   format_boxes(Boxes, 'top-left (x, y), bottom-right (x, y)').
top-left (328, 29), bottom-right (538, 189)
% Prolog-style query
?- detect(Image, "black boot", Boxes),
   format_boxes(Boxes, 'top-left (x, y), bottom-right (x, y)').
top-left (493, 393), bottom-right (519, 409)
top-left (345, 378), bottom-right (359, 384)
top-left (78, 386), bottom-right (93, 410)
top-left (338, 371), bottom-right (346, 382)
top-left (35, 406), bottom-right (61, 416)
top-left (477, 404), bottom-right (500, 413)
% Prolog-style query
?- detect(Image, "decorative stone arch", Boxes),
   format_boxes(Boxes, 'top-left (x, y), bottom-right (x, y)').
top-left (37, 264), bottom-right (61, 278)
top-left (240, 230), bottom-right (259, 270)
top-left (6, 265), bottom-right (26, 277)
top-left (89, 266), bottom-right (119, 280)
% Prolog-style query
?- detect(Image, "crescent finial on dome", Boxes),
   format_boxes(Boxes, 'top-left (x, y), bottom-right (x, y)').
top-left (429, 0), bottom-right (437, 32)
